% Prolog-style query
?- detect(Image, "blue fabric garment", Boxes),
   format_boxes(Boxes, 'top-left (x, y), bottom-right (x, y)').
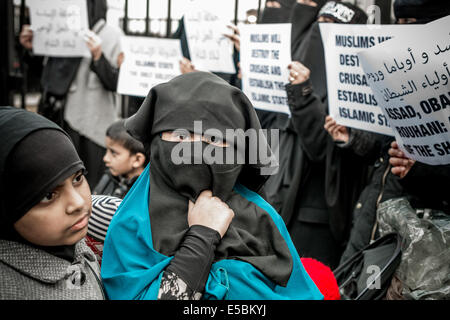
top-left (101, 164), bottom-right (323, 300)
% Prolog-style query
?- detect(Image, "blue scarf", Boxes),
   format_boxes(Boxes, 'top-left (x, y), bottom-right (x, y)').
top-left (101, 164), bottom-right (323, 300)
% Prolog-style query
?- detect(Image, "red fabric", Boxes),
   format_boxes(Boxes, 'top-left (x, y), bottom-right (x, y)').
top-left (85, 236), bottom-right (104, 266)
top-left (301, 257), bottom-right (341, 300)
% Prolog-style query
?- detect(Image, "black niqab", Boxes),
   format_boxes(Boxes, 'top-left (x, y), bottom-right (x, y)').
top-left (125, 72), bottom-right (293, 286)
top-left (259, 0), bottom-right (296, 24)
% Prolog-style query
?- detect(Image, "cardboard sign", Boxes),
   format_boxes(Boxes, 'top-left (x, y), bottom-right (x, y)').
top-left (117, 36), bottom-right (183, 97)
top-left (28, 0), bottom-right (90, 57)
top-left (320, 23), bottom-right (422, 136)
top-left (240, 23), bottom-right (292, 115)
top-left (183, 0), bottom-right (236, 74)
top-left (359, 16), bottom-right (450, 165)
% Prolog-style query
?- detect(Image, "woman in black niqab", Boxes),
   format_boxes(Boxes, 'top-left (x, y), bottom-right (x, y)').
top-left (100, 72), bottom-right (324, 300)
top-left (126, 71), bottom-right (292, 285)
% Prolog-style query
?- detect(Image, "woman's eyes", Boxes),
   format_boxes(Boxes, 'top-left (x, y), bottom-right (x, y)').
top-left (163, 131), bottom-right (229, 146)
top-left (203, 135), bottom-right (229, 147)
top-left (177, 134), bottom-right (189, 141)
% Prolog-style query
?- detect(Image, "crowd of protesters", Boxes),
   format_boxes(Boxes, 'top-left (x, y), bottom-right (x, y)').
top-left (0, 0), bottom-right (449, 300)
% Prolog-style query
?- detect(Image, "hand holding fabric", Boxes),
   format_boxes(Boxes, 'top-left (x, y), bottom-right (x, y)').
top-left (388, 141), bottom-right (415, 178)
top-left (188, 190), bottom-right (234, 238)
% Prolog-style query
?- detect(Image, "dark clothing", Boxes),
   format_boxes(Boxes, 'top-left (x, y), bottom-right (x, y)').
top-left (339, 139), bottom-right (406, 263)
top-left (93, 171), bottom-right (138, 199)
top-left (401, 163), bottom-right (450, 214)
top-left (277, 81), bottom-right (375, 268)
top-left (290, 4), bottom-right (322, 60)
top-left (126, 72), bottom-right (292, 287)
top-left (90, 53), bottom-right (120, 92)
top-left (163, 225), bottom-right (221, 296)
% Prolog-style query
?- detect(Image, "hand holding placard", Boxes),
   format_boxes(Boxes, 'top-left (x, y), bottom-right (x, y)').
top-left (358, 16), bottom-right (450, 165)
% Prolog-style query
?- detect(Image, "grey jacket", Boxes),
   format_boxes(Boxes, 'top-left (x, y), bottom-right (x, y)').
top-left (64, 19), bottom-right (123, 147)
top-left (0, 239), bottom-right (105, 300)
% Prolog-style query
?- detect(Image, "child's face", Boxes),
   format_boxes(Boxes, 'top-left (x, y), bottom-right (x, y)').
top-left (13, 170), bottom-right (92, 246)
top-left (103, 137), bottom-right (139, 178)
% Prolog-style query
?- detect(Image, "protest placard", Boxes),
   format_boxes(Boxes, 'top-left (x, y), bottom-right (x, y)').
top-left (320, 23), bottom-right (422, 136)
top-left (358, 16), bottom-right (450, 165)
top-left (183, 0), bottom-right (236, 74)
top-left (27, 0), bottom-right (90, 57)
top-left (117, 36), bottom-right (183, 97)
top-left (240, 23), bottom-right (292, 115)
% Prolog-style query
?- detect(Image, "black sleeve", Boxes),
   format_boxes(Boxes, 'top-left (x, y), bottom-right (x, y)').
top-left (285, 80), bottom-right (330, 162)
top-left (336, 128), bottom-right (382, 163)
top-left (400, 163), bottom-right (450, 213)
top-left (158, 225), bottom-right (221, 300)
top-left (90, 53), bottom-right (119, 91)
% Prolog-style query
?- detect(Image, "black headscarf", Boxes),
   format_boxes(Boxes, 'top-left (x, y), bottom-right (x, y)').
top-left (125, 72), bottom-right (293, 286)
top-left (292, 1), bottom-right (368, 102)
top-left (318, 1), bottom-right (367, 24)
top-left (259, 0), bottom-right (296, 24)
top-left (0, 106), bottom-right (84, 259)
top-left (394, 0), bottom-right (450, 24)
top-left (256, 0), bottom-right (297, 131)
top-left (40, 0), bottom-right (108, 96)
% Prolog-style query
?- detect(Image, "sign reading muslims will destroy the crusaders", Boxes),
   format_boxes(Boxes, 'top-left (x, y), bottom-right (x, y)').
top-left (319, 23), bottom-right (422, 136)
top-left (359, 16), bottom-right (450, 165)
top-left (27, 0), bottom-right (91, 57)
top-left (117, 36), bottom-right (182, 97)
top-left (240, 23), bottom-right (292, 115)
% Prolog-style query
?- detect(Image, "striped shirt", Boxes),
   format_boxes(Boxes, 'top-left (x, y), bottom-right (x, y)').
top-left (88, 195), bottom-right (122, 241)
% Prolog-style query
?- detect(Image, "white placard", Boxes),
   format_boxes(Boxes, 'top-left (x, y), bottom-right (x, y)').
top-left (320, 23), bottom-right (422, 136)
top-left (240, 23), bottom-right (292, 115)
top-left (183, 0), bottom-right (236, 74)
top-left (27, 0), bottom-right (90, 57)
top-left (358, 16), bottom-right (450, 165)
top-left (117, 36), bottom-right (183, 97)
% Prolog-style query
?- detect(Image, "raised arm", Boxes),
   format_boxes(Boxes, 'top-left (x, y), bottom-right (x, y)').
top-left (157, 190), bottom-right (234, 300)
top-left (285, 61), bottom-right (330, 162)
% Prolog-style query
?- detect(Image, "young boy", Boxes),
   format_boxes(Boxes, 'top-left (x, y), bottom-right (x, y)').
top-left (93, 119), bottom-right (148, 199)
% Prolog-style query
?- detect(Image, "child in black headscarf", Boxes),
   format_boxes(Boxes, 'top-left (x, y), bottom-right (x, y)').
top-left (0, 106), bottom-right (107, 299)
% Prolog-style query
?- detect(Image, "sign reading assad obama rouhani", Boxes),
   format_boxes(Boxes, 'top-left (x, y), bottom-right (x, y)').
top-left (358, 16), bottom-right (450, 165)
top-left (319, 23), bottom-right (421, 136)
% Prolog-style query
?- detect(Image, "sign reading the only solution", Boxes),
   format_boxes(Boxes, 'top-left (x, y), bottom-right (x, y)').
top-left (117, 36), bottom-right (183, 97)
